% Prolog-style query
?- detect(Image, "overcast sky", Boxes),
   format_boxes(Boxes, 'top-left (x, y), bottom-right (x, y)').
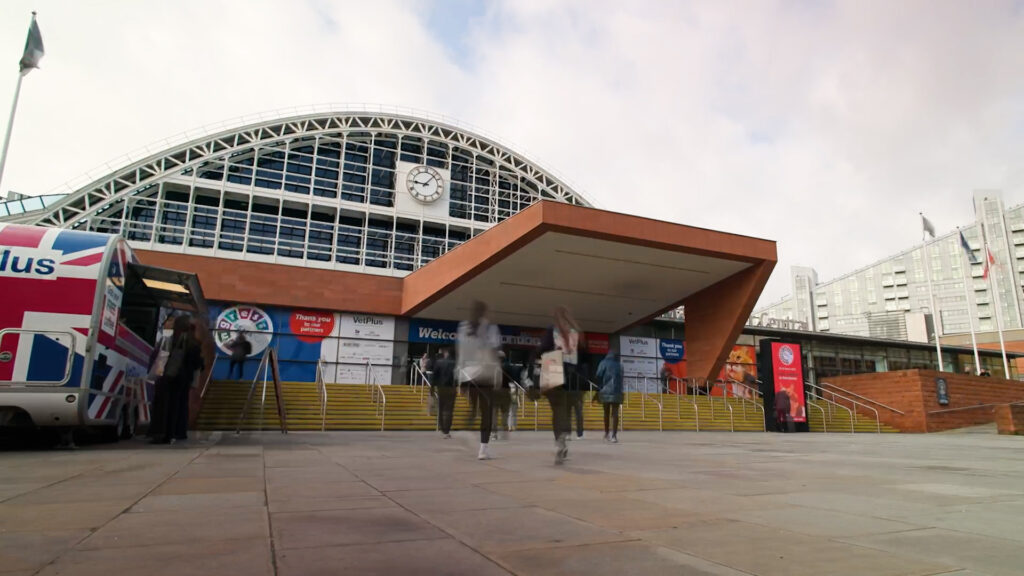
top-left (1, 0), bottom-right (1023, 306)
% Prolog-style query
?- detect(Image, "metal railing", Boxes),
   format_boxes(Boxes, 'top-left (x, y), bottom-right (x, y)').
top-left (409, 362), bottom-right (432, 402)
top-left (315, 359), bottom-right (328, 432)
top-left (807, 381), bottom-right (880, 433)
top-left (724, 378), bottom-right (766, 432)
top-left (200, 355), bottom-right (220, 399)
top-left (638, 377), bottom-right (663, 431)
top-left (819, 381), bottom-right (905, 415)
top-left (805, 383), bottom-right (854, 434)
top-left (667, 377), bottom-right (700, 431)
top-left (368, 364), bottom-right (386, 432)
top-left (236, 349), bottom-right (272, 434)
top-left (507, 369), bottom-right (539, 431)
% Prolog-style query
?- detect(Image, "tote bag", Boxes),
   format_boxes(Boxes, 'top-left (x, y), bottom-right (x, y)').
top-left (539, 350), bottom-right (565, 391)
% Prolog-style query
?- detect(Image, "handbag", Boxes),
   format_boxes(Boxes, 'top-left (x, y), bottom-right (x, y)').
top-left (148, 337), bottom-right (171, 379)
top-left (539, 350), bottom-right (565, 391)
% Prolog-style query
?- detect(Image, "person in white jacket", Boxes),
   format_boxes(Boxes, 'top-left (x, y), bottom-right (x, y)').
top-left (456, 300), bottom-right (502, 460)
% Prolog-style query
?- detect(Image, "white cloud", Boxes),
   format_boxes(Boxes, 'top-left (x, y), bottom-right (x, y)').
top-left (1, 0), bottom-right (1022, 306)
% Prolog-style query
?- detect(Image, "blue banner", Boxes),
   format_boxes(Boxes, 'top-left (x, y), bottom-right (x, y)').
top-left (659, 339), bottom-right (684, 363)
top-left (409, 318), bottom-right (459, 343)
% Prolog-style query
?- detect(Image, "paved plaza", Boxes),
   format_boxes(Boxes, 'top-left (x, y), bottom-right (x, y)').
top-left (1, 429), bottom-right (1023, 575)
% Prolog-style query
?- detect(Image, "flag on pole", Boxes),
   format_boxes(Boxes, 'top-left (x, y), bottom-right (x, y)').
top-left (983, 247), bottom-right (997, 280)
top-left (921, 213), bottom-right (936, 238)
top-left (18, 14), bottom-right (44, 75)
top-left (959, 230), bottom-right (980, 264)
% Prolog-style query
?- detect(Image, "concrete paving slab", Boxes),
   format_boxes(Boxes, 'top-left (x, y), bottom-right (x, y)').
top-left (0, 530), bottom-right (89, 573)
top-left (0, 483), bottom-right (45, 503)
top-left (36, 538), bottom-right (273, 576)
top-left (263, 449), bottom-right (325, 468)
top-left (720, 506), bottom-right (926, 538)
top-left (543, 496), bottom-right (701, 532)
top-left (267, 495), bottom-right (396, 513)
top-left (422, 506), bottom-right (632, 553)
top-left (495, 540), bottom-right (752, 576)
top-left (842, 528), bottom-right (1024, 576)
top-left (265, 465), bottom-right (360, 485)
top-left (265, 479), bottom-right (380, 501)
top-left (276, 538), bottom-right (512, 576)
top-left (0, 502), bottom-right (131, 532)
top-left (384, 486), bottom-right (526, 513)
top-left (270, 507), bottom-right (447, 550)
top-left (129, 491), bottom-right (266, 513)
top-left (4, 481), bottom-right (155, 505)
top-left (636, 519), bottom-right (952, 576)
top-left (151, 476), bottom-right (265, 495)
top-left (171, 462), bottom-right (265, 479)
top-left (626, 486), bottom-right (784, 515)
top-left (77, 506), bottom-right (269, 550)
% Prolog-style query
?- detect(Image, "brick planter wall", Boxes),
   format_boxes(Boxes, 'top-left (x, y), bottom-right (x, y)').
top-left (994, 403), bottom-right (1024, 435)
top-left (821, 370), bottom-right (1024, 433)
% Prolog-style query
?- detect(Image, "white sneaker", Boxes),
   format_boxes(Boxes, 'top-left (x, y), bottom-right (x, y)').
top-left (603, 434), bottom-right (610, 443)
top-left (610, 436), bottom-right (619, 444)
top-left (478, 443), bottom-right (491, 460)
top-left (555, 434), bottom-right (568, 465)
top-left (577, 432), bottom-right (585, 440)
top-left (443, 433), bottom-right (451, 439)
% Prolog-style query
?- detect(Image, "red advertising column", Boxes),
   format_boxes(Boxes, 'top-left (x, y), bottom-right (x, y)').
top-left (770, 342), bottom-right (807, 424)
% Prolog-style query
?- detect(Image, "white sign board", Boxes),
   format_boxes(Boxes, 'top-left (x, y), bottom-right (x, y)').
top-left (101, 281), bottom-right (122, 336)
top-left (336, 364), bottom-right (393, 385)
top-left (340, 314), bottom-right (395, 340)
top-left (621, 356), bottom-right (658, 378)
top-left (338, 340), bottom-right (394, 364)
top-left (619, 336), bottom-right (657, 358)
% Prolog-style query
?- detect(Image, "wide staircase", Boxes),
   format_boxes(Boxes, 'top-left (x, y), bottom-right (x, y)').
top-left (197, 381), bottom-right (776, 432)
top-left (807, 400), bottom-right (901, 433)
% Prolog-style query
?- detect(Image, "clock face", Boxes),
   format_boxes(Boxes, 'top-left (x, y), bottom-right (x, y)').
top-left (406, 165), bottom-right (444, 203)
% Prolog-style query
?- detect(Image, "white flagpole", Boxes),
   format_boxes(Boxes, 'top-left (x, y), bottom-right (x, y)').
top-left (957, 228), bottom-right (981, 374)
top-left (921, 214), bottom-right (944, 371)
top-left (0, 72), bottom-right (25, 194)
top-left (981, 223), bottom-right (1011, 376)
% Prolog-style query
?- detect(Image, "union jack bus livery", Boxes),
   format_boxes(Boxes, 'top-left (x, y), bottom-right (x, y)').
top-left (0, 224), bottom-right (162, 438)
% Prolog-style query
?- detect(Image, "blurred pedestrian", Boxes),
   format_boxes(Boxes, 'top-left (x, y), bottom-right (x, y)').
top-left (532, 306), bottom-right (581, 464)
top-left (432, 347), bottom-right (456, 438)
top-left (151, 314), bottom-right (204, 444)
top-left (228, 331), bottom-right (250, 380)
top-left (596, 349), bottom-right (624, 443)
top-left (555, 307), bottom-right (585, 440)
top-left (457, 301), bottom-right (502, 460)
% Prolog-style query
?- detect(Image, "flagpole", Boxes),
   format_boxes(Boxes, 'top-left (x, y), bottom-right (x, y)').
top-left (958, 227), bottom-right (982, 374)
top-left (981, 222), bottom-right (1011, 376)
top-left (921, 214), bottom-right (944, 371)
top-left (0, 72), bottom-right (25, 194)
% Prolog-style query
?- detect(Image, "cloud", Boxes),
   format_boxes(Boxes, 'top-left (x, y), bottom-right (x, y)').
top-left (1, 0), bottom-right (1022, 307)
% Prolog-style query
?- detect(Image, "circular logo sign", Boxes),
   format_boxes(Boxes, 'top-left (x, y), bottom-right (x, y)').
top-left (289, 310), bottom-right (335, 343)
top-left (778, 345), bottom-right (795, 366)
top-left (215, 305), bottom-right (274, 357)
top-left (0, 351), bottom-right (12, 363)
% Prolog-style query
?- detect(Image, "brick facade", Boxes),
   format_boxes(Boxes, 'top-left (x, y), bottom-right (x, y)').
top-left (994, 403), bottom-right (1024, 435)
top-left (822, 370), bottom-right (1024, 432)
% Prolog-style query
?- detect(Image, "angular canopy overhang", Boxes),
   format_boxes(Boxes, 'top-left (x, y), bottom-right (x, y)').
top-left (125, 263), bottom-right (208, 318)
top-left (403, 202), bottom-right (777, 380)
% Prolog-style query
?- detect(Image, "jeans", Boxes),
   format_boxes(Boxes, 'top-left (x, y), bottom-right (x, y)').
top-left (476, 386), bottom-right (493, 444)
top-left (545, 388), bottom-right (570, 441)
top-left (437, 387), bottom-right (456, 434)
top-left (603, 402), bottom-right (620, 437)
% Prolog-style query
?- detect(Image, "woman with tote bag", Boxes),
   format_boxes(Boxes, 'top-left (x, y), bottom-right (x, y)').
top-left (456, 301), bottom-right (502, 460)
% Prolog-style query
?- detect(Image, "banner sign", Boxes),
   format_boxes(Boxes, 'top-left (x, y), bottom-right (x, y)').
top-left (658, 339), bottom-right (684, 363)
top-left (771, 342), bottom-right (807, 423)
top-left (289, 310), bottom-right (335, 343)
top-left (500, 326), bottom-right (546, 348)
top-left (340, 314), bottom-right (395, 340)
top-left (620, 336), bottom-right (657, 358)
top-left (409, 319), bottom-right (459, 343)
top-left (622, 356), bottom-right (658, 378)
top-left (585, 333), bottom-right (609, 355)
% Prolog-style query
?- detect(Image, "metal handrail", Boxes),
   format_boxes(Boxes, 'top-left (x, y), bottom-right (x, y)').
top-left (200, 355), bottom-right (220, 399)
top-left (639, 378), bottom-right (663, 431)
top-left (807, 381), bottom-right (880, 434)
top-left (927, 401), bottom-right (1024, 414)
top-left (724, 378), bottom-right (766, 432)
top-left (316, 359), bottom-right (328, 432)
top-left (805, 384), bottom-right (854, 434)
top-left (236, 349), bottom-right (271, 434)
top-left (668, 376), bottom-right (700, 431)
top-left (806, 394), bottom-right (828, 433)
top-left (506, 369), bottom-right (539, 431)
top-left (410, 362), bottom-right (432, 402)
top-left (819, 381), bottom-right (905, 415)
top-left (368, 367), bottom-right (386, 431)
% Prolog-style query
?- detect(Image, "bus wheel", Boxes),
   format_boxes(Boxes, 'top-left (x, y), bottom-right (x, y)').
top-left (118, 407), bottom-right (136, 440)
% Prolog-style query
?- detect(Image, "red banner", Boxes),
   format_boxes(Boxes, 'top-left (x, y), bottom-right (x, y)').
top-left (585, 333), bottom-right (609, 355)
top-left (771, 342), bottom-right (806, 423)
top-left (289, 310), bottom-right (335, 343)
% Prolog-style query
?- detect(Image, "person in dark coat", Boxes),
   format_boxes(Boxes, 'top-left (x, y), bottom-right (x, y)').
top-left (774, 388), bottom-right (791, 433)
top-left (228, 331), bottom-right (251, 380)
top-left (432, 347), bottom-right (457, 438)
top-left (151, 314), bottom-right (204, 444)
top-left (596, 350), bottom-right (624, 442)
top-left (530, 306), bottom-right (581, 464)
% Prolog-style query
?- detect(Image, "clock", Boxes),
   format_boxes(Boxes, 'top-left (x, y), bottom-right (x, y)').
top-left (406, 165), bottom-right (444, 203)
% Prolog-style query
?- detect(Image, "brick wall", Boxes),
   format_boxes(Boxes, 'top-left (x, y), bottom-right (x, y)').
top-left (994, 403), bottom-right (1024, 435)
top-left (822, 370), bottom-right (1024, 433)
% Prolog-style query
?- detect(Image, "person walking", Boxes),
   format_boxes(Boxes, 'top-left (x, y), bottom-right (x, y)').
top-left (596, 350), bottom-right (624, 443)
top-left (491, 351), bottom-right (513, 440)
top-left (432, 347), bottom-right (457, 438)
top-left (457, 301), bottom-right (502, 460)
top-left (151, 314), bottom-right (204, 444)
top-left (774, 388), bottom-right (791, 433)
top-left (532, 306), bottom-right (581, 464)
top-left (555, 307), bottom-right (585, 440)
top-left (228, 331), bottom-right (251, 380)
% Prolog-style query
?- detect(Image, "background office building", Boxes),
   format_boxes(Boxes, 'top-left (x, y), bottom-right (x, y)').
top-left (756, 191), bottom-right (1024, 343)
